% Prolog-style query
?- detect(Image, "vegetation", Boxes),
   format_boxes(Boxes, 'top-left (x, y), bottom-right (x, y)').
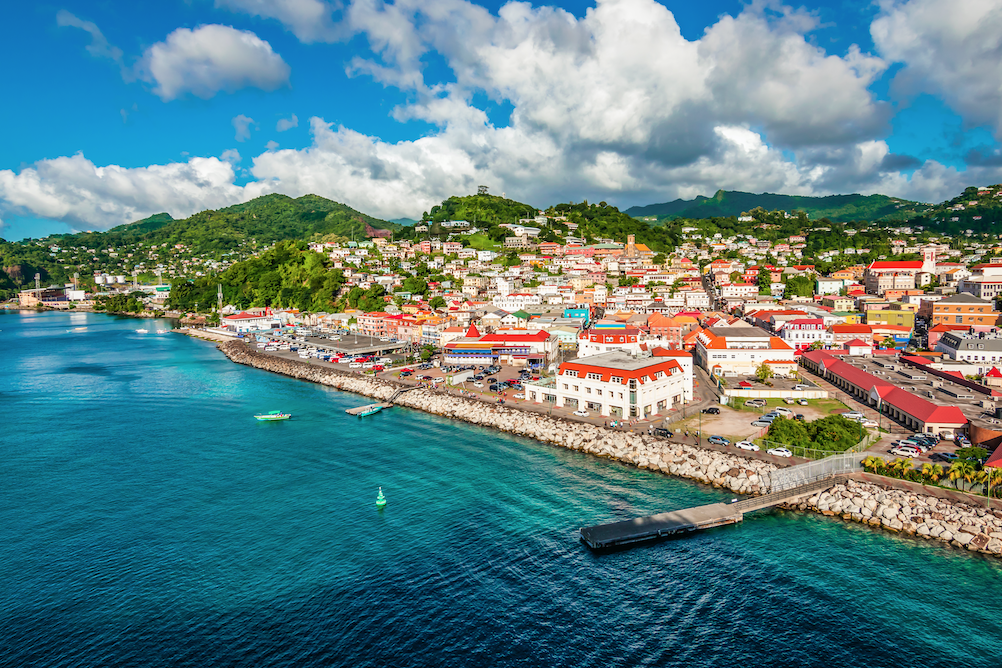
top-left (766, 415), bottom-right (865, 455)
top-left (625, 189), bottom-right (926, 223)
top-left (166, 240), bottom-right (346, 313)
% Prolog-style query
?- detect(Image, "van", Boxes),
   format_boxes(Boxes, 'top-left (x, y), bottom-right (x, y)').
top-left (349, 362), bottom-right (362, 368)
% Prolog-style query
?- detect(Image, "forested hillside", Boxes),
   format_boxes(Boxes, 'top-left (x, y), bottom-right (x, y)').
top-left (626, 190), bottom-right (926, 223)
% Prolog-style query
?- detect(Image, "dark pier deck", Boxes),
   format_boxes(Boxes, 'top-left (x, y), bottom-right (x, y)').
top-left (580, 475), bottom-right (846, 550)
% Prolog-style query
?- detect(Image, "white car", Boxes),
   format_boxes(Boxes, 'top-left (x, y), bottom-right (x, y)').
top-left (797, 399), bottom-right (809, 406)
top-left (362, 362), bottom-right (374, 369)
top-left (573, 409), bottom-right (590, 417)
top-left (773, 407), bottom-right (793, 417)
top-left (860, 420), bottom-right (878, 428)
top-left (735, 441), bottom-right (760, 452)
top-left (890, 446), bottom-right (919, 458)
top-left (348, 362), bottom-right (362, 368)
top-left (514, 393), bottom-right (525, 399)
top-left (473, 381), bottom-right (484, 388)
top-left (767, 447), bottom-right (793, 458)
top-left (841, 411), bottom-right (864, 420)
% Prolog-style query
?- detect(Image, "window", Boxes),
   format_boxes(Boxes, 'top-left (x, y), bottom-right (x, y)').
top-left (587, 372), bottom-right (602, 380)
top-left (565, 369), bottom-right (578, 377)
top-left (562, 383), bottom-right (568, 390)
top-left (596, 389), bottom-right (602, 396)
top-left (573, 385), bottom-right (579, 392)
top-left (611, 376), bottom-right (623, 383)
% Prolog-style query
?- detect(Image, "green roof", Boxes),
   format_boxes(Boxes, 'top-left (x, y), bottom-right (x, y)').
top-left (512, 309), bottom-right (531, 319)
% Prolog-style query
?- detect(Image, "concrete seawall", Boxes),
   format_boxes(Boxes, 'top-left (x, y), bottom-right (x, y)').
top-left (218, 341), bottom-right (776, 496)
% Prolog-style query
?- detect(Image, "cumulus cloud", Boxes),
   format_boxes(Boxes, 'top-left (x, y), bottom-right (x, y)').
top-left (214, 0), bottom-right (343, 42)
top-left (221, 149), bottom-right (242, 165)
top-left (873, 0), bottom-right (1002, 136)
top-left (137, 25), bottom-right (291, 100)
top-left (0, 153), bottom-right (272, 230)
top-left (13, 0), bottom-right (992, 228)
top-left (276, 114), bottom-right (299, 131)
top-left (232, 114), bottom-right (256, 141)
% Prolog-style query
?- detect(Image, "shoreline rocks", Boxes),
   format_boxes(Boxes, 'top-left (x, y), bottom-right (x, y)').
top-left (218, 341), bottom-right (776, 496)
top-left (786, 478), bottom-right (1002, 557)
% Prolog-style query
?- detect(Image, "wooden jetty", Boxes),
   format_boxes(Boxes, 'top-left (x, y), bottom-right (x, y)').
top-left (580, 475), bottom-right (846, 550)
top-left (345, 403), bottom-right (392, 416)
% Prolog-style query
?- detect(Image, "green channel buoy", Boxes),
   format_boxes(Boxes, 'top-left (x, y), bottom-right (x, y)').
top-left (376, 487), bottom-right (387, 508)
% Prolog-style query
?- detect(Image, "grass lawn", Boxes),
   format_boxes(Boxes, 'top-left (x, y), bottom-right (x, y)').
top-left (467, 233), bottom-right (499, 251)
top-left (729, 396), bottom-right (850, 415)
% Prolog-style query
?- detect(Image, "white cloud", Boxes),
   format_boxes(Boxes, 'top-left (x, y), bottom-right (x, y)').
top-left (0, 153), bottom-right (272, 230)
top-left (137, 24), bottom-right (291, 101)
top-left (873, 0), bottom-right (1002, 137)
top-left (232, 114), bottom-right (256, 142)
top-left (12, 0), bottom-right (990, 229)
top-left (221, 149), bottom-right (242, 165)
top-left (56, 10), bottom-right (126, 72)
top-left (276, 114), bottom-right (299, 132)
top-left (214, 0), bottom-right (343, 42)
top-left (265, 140), bottom-right (280, 151)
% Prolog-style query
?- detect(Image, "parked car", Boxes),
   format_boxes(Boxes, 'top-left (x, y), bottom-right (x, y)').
top-left (841, 411), bottom-right (864, 420)
top-left (513, 393), bottom-right (524, 399)
top-left (795, 414), bottom-right (806, 421)
top-left (797, 398), bottom-right (809, 406)
top-left (758, 415), bottom-right (777, 423)
top-left (932, 452), bottom-right (958, 462)
top-left (746, 399), bottom-right (767, 408)
top-left (348, 362), bottom-right (362, 368)
top-left (860, 420), bottom-right (878, 428)
top-left (653, 427), bottom-right (672, 438)
top-left (573, 409), bottom-right (589, 417)
top-left (751, 420), bottom-right (772, 428)
top-left (701, 407), bottom-right (720, 414)
top-left (793, 385), bottom-right (808, 391)
top-left (473, 382), bottom-right (484, 388)
top-left (891, 446), bottom-right (920, 458)
top-left (767, 447), bottom-right (793, 458)
top-left (735, 441), bottom-right (760, 452)
top-left (708, 436), bottom-right (730, 446)
top-left (773, 407), bottom-right (794, 417)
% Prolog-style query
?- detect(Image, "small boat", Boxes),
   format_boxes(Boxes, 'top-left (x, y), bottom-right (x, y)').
top-left (135, 328), bottom-right (149, 333)
top-left (357, 405), bottom-right (385, 417)
top-left (156, 329), bottom-right (169, 334)
top-left (254, 411), bottom-right (291, 421)
top-left (376, 487), bottom-right (387, 508)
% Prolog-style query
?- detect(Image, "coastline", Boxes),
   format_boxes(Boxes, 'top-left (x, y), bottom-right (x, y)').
top-left (217, 340), bottom-right (776, 496)
top-left (216, 340), bottom-right (1002, 558)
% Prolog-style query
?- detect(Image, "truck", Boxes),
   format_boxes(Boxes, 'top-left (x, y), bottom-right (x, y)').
top-left (449, 370), bottom-right (476, 385)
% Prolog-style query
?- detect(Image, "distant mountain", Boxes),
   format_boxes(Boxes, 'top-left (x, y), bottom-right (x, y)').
top-left (626, 190), bottom-right (927, 223)
top-left (390, 218), bottom-right (420, 227)
top-left (910, 185), bottom-right (1002, 234)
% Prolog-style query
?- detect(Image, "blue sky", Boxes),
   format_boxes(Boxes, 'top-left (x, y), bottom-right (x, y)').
top-left (2, 0), bottom-right (1002, 240)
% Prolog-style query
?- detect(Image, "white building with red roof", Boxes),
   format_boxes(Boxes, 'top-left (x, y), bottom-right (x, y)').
top-left (523, 349), bottom-right (693, 419)
top-left (694, 325), bottom-right (797, 377)
top-left (221, 310), bottom-right (279, 332)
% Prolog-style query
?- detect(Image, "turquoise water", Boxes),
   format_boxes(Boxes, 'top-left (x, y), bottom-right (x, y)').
top-left (1, 310), bottom-right (1001, 667)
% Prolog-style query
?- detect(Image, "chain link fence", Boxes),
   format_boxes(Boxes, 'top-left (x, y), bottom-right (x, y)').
top-left (770, 451), bottom-right (869, 492)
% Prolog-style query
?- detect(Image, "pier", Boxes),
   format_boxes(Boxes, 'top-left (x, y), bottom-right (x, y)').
top-left (345, 403), bottom-right (392, 416)
top-left (580, 475), bottom-right (847, 550)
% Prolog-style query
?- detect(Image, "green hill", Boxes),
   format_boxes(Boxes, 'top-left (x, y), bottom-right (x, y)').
top-left (50, 194), bottom-right (401, 252)
top-left (909, 185), bottom-right (1002, 233)
top-left (423, 193), bottom-right (538, 227)
top-left (626, 190), bottom-right (927, 223)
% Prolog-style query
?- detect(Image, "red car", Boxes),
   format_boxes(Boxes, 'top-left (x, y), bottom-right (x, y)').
top-left (401, 368), bottom-right (414, 373)
top-left (372, 365), bottom-right (384, 371)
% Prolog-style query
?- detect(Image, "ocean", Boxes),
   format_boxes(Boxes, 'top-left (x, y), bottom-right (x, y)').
top-left (1, 310), bottom-right (1000, 667)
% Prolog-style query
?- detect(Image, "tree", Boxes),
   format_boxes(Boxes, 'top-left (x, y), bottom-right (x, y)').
top-left (879, 336), bottom-right (897, 349)
top-left (757, 266), bottom-right (772, 294)
top-left (949, 460), bottom-right (977, 491)
top-left (420, 344), bottom-right (436, 361)
top-left (755, 363), bottom-right (774, 383)
top-left (652, 253), bottom-right (666, 266)
top-left (956, 446), bottom-right (988, 463)
top-left (429, 296), bottom-right (446, 310)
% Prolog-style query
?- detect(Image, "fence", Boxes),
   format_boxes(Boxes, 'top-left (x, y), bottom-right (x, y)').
top-left (770, 451), bottom-right (868, 492)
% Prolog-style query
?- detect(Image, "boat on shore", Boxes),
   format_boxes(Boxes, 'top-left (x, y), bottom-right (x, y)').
top-left (254, 411), bottom-right (291, 421)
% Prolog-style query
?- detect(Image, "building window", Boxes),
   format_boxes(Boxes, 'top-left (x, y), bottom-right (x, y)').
top-left (587, 372), bottom-right (602, 380)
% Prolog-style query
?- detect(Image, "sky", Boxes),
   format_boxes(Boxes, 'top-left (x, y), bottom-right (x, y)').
top-left (3, 0), bottom-right (1002, 240)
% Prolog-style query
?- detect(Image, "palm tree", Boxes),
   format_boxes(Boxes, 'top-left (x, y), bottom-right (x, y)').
top-left (986, 467), bottom-right (1002, 508)
top-left (949, 460), bottom-right (976, 491)
top-left (920, 462), bottom-right (944, 484)
top-left (862, 455), bottom-right (884, 474)
top-left (897, 458), bottom-right (915, 480)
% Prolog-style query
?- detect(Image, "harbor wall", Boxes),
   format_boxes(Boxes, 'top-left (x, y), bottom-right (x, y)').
top-left (218, 341), bottom-right (776, 496)
top-left (789, 477), bottom-right (1002, 557)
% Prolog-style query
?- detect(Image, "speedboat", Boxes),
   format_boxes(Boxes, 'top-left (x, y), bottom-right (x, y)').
top-left (135, 328), bottom-right (149, 333)
top-left (254, 411), bottom-right (291, 421)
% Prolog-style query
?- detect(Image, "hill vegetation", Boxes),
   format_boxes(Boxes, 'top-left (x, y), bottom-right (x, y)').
top-left (908, 185), bottom-right (1002, 234)
top-left (626, 190), bottom-right (927, 224)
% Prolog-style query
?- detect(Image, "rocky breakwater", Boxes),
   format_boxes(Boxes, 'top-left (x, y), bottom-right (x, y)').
top-left (219, 341), bottom-right (776, 496)
top-left (791, 478), bottom-right (1002, 557)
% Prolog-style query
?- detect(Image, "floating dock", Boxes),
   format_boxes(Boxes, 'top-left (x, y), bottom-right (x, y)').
top-left (345, 403), bottom-right (392, 416)
top-left (580, 475), bottom-right (846, 550)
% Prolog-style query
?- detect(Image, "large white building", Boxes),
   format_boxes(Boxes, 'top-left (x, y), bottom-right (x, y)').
top-left (577, 322), bottom-right (645, 357)
top-left (694, 325), bottom-right (797, 377)
top-left (524, 349), bottom-right (694, 419)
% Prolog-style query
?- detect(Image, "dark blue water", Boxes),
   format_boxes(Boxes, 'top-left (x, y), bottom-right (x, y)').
top-left (1, 311), bottom-right (1000, 667)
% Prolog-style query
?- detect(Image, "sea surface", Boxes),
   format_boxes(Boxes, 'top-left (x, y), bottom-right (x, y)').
top-left (1, 310), bottom-right (1001, 667)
